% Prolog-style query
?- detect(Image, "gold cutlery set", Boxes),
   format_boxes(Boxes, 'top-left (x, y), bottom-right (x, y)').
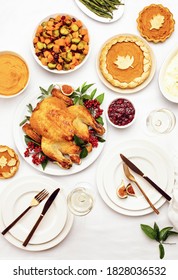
top-left (1, 188), bottom-right (60, 247)
top-left (120, 154), bottom-right (172, 214)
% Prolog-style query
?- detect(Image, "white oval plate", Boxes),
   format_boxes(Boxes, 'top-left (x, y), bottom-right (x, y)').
top-left (96, 34), bottom-right (156, 94)
top-left (1, 176), bottom-right (67, 245)
top-left (97, 139), bottom-right (174, 216)
top-left (159, 45), bottom-right (178, 103)
top-left (75, 0), bottom-right (125, 23)
top-left (32, 13), bottom-right (90, 74)
top-left (13, 83), bottom-right (106, 176)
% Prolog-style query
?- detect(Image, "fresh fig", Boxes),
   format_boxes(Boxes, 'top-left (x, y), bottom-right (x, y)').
top-left (61, 84), bottom-right (74, 96)
top-left (126, 183), bottom-right (135, 196)
top-left (116, 180), bottom-right (127, 198)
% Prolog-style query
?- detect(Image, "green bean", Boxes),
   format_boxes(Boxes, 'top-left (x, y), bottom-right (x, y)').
top-left (79, 0), bottom-right (113, 18)
top-left (78, 0), bottom-right (124, 19)
top-left (81, 0), bottom-right (110, 12)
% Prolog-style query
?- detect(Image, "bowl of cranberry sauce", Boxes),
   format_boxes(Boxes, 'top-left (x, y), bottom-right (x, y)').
top-left (107, 98), bottom-right (136, 128)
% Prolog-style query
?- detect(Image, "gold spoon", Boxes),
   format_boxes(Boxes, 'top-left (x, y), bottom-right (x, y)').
top-left (123, 163), bottom-right (159, 215)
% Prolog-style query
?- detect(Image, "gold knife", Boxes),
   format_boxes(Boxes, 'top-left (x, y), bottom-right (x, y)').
top-left (120, 154), bottom-right (171, 201)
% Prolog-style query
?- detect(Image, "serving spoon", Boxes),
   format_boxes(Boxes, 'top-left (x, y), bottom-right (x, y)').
top-left (123, 163), bottom-right (159, 215)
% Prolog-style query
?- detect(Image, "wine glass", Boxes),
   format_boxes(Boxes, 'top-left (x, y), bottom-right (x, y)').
top-left (146, 108), bottom-right (176, 134)
top-left (67, 182), bottom-right (94, 216)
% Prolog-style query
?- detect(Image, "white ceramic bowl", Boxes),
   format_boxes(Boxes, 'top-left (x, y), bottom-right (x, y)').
top-left (0, 51), bottom-right (30, 99)
top-left (159, 46), bottom-right (178, 103)
top-left (32, 13), bottom-right (90, 74)
top-left (106, 98), bottom-right (136, 128)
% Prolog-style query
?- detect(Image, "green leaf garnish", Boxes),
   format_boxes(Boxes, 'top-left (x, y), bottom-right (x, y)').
top-left (81, 83), bottom-right (94, 94)
top-left (154, 222), bottom-right (160, 242)
top-left (73, 96), bottom-right (80, 104)
top-left (96, 93), bottom-right (104, 104)
top-left (39, 86), bottom-right (48, 95)
top-left (24, 135), bottom-right (40, 146)
top-left (82, 94), bottom-right (91, 100)
top-left (80, 147), bottom-right (88, 158)
top-left (19, 116), bottom-right (30, 126)
top-left (97, 136), bottom-right (105, 143)
top-left (90, 88), bottom-right (97, 99)
top-left (140, 224), bottom-right (157, 240)
top-left (41, 156), bottom-right (48, 170)
top-left (27, 103), bottom-right (33, 113)
top-left (140, 222), bottom-right (178, 259)
top-left (96, 116), bottom-right (104, 125)
top-left (74, 135), bottom-right (85, 146)
top-left (159, 243), bottom-right (165, 259)
top-left (38, 84), bottom-right (54, 100)
top-left (160, 227), bottom-right (174, 241)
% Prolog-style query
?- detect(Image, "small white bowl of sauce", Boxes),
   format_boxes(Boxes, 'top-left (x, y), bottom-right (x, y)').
top-left (107, 98), bottom-right (136, 128)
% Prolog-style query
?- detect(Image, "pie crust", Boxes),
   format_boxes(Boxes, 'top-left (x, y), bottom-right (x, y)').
top-left (99, 35), bottom-right (152, 89)
top-left (137, 4), bottom-right (175, 43)
top-left (0, 145), bottom-right (20, 179)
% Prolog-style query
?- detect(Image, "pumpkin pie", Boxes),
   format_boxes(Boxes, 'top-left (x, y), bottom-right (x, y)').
top-left (99, 35), bottom-right (152, 89)
top-left (137, 4), bottom-right (175, 43)
top-left (0, 145), bottom-right (20, 179)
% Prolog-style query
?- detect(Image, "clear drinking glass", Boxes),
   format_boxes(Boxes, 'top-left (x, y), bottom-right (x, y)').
top-left (67, 183), bottom-right (94, 216)
top-left (146, 108), bottom-right (176, 134)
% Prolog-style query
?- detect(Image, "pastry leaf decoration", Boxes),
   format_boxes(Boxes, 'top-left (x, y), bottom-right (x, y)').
top-left (150, 14), bottom-right (165, 30)
top-left (0, 156), bottom-right (7, 168)
top-left (114, 55), bottom-right (134, 70)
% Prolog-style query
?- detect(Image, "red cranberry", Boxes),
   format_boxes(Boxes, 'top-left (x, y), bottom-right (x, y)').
top-left (108, 98), bottom-right (135, 127)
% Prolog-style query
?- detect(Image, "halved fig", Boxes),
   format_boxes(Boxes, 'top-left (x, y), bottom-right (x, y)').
top-left (61, 84), bottom-right (74, 96)
top-left (126, 183), bottom-right (135, 196)
top-left (116, 180), bottom-right (127, 198)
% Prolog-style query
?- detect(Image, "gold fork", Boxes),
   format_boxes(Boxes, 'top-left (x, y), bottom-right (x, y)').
top-left (1, 189), bottom-right (49, 235)
top-left (123, 163), bottom-right (159, 215)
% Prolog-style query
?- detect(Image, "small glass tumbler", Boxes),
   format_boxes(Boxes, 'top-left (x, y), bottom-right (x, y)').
top-left (67, 184), bottom-right (94, 216)
top-left (146, 108), bottom-right (176, 134)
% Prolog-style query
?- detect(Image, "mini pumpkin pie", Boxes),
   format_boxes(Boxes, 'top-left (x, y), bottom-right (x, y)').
top-left (0, 145), bottom-right (20, 179)
top-left (99, 34), bottom-right (152, 89)
top-left (137, 4), bottom-right (175, 43)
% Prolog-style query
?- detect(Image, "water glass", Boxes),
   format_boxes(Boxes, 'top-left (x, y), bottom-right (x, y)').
top-left (67, 183), bottom-right (94, 216)
top-left (146, 108), bottom-right (176, 134)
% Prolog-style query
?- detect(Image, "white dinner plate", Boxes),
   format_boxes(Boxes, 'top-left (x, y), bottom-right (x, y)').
top-left (1, 176), bottom-right (67, 244)
top-left (0, 175), bottom-right (74, 251)
top-left (97, 139), bottom-right (174, 216)
top-left (96, 34), bottom-right (156, 94)
top-left (13, 82), bottom-right (106, 176)
top-left (103, 146), bottom-right (169, 211)
top-left (75, 0), bottom-right (125, 23)
top-left (0, 209), bottom-right (74, 252)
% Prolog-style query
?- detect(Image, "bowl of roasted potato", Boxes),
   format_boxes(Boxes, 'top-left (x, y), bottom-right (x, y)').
top-left (32, 14), bottom-right (90, 74)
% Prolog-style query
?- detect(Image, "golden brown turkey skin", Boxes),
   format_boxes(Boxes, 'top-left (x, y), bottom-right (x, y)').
top-left (23, 94), bottom-right (105, 169)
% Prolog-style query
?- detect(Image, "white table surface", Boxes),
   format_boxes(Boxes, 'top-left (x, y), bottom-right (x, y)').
top-left (0, 0), bottom-right (178, 260)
